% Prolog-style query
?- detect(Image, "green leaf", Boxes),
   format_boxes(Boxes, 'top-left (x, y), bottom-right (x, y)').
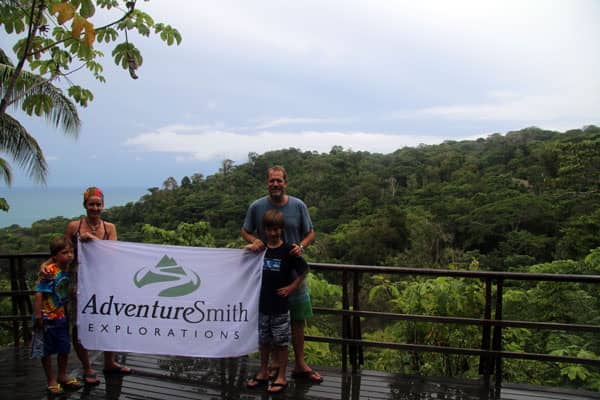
top-left (38, 62), bottom-right (48, 75)
top-left (111, 42), bottom-right (142, 70)
top-left (96, 0), bottom-right (119, 9)
top-left (79, 0), bottom-right (95, 18)
top-left (4, 20), bottom-right (14, 34)
top-left (0, 197), bottom-right (9, 212)
top-left (67, 85), bottom-right (94, 107)
top-left (14, 18), bottom-right (25, 33)
top-left (97, 27), bottom-right (118, 43)
top-left (154, 24), bottom-right (182, 46)
top-left (137, 24), bottom-right (150, 37)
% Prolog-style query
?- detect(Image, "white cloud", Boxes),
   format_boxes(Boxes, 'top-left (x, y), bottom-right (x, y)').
top-left (392, 87), bottom-right (600, 124)
top-left (125, 126), bottom-right (449, 164)
top-left (254, 117), bottom-right (351, 129)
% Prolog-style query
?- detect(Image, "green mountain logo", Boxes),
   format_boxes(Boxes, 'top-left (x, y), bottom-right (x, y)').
top-left (133, 255), bottom-right (201, 297)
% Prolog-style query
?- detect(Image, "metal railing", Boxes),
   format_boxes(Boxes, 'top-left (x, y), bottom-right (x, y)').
top-left (0, 253), bottom-right (48, 346)
top-left (306, 263), bottom-right (600, 394)
top-left (1, 253), bottom-right (599, 394)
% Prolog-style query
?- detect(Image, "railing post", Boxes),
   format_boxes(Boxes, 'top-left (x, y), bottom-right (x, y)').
top-left (492, 278), bottom-right (504, 398)
top-left (352, 271), bottom-right (363, 372)
top-left (9, 256), bottom-right (19, 346)
top-left (479, 278), bottom-right (493, 378)
top-left (342, 270), bottom-right (350, 372)
top-left (16, 256), bottom-right (32, 345)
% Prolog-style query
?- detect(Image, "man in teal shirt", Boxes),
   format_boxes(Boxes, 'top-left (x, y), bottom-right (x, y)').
top-left (242, 165), bottom-right (322, 383)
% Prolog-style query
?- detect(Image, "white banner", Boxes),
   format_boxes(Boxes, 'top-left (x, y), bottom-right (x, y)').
top-left (77, 240), bottom-right (263, 358)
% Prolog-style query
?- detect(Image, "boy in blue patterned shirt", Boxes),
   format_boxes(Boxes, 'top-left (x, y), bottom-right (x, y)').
top-left (32, 237), bottom-right (81, 395)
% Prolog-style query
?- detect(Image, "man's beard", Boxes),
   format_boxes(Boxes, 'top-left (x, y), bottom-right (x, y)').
top-left (270, 191), bottom-right (283, 202)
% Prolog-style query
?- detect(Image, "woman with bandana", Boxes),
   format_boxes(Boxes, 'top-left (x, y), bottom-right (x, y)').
top-left (42, 187), bottom-right (131, 385)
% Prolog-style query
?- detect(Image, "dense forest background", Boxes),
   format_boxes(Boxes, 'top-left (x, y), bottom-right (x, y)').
top-left (1, 126), bottom-right (599, 390)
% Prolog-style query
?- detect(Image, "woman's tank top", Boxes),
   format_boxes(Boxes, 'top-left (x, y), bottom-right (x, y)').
top-left (71, 218), bottom-right (109, 261)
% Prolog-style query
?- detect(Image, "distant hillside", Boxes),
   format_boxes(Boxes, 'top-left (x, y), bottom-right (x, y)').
top-left (2, 125), bottom-right (600, 270)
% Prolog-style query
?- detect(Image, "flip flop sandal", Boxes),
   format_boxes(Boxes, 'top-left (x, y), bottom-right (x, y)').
top-left (59, 377), bottom-right (82, 390)
top-left (268, 366), bottom-right (280, 379)
top-left (83, 372), bottom-right (101, 386)
top-left (292, 369), bottom-right (323, 383)
top-left (103, 365), bottom-right (133, 375)
top-left (246, 376), bottom-right (269, 388)
top-left (268, 382), bottom-right (288, 394)
top-left (47, 384), bottom-right (64, 395)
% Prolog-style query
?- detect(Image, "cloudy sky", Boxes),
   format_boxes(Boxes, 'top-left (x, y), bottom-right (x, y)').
top-left (4, 0), bottom-right (600, 188)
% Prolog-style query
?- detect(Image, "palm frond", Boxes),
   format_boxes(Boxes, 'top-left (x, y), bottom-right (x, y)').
top-left (0, 158), bottom-right (12, 186)
top-left (0, 48), bottom-right (14, 67)
top-left (0, 64), bottom-right (80, 137)
top-left (0, 0), bottom-right (21, 8)
top-left (0, 157), bottom-right (12, 186)
top-left (0, 112), bottom-right (47, 183)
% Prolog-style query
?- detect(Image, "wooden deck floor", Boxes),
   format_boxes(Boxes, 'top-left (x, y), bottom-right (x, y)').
top-left (1, 347), bottom-right (598, 400)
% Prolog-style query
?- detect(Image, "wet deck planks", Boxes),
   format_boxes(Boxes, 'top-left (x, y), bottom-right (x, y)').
top-left (1, 347), bottom-right (598, 400)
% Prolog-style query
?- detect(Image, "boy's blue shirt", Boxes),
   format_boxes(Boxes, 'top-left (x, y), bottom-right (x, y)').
top-left (259, 242), bottom-right (308, 315)
top-left (34, 263), bottom-right (71, 322)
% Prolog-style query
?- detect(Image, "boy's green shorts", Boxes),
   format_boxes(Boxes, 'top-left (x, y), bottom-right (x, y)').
top-left (290, 299), bottom-right (313, 321)
top-left (289, 283), bottom-right (313, 321)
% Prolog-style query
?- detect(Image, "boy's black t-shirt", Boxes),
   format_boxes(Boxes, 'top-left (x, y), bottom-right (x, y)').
top-left (260, 242), bottom-right (308, 315)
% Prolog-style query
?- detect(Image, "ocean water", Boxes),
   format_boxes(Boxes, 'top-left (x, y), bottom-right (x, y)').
top-left (0, 187), bottom-right (148, 228)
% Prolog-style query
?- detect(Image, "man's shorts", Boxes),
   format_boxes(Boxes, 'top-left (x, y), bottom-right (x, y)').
top-left (42, 319), bottom-right (70, 356)
top-left (288, 285), bottom-right (313, 321)
top-left (259, 312), bottom-right (290, 347)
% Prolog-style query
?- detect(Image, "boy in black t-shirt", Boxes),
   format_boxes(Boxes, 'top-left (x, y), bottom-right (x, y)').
top-left (246, 209), bottom-right (308, 394)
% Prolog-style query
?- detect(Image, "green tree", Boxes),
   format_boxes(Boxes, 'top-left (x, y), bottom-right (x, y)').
top-left (162, 176), bottom-right (178, 190)
top-left (0, 0), bottom-right (181, 205)
top-left (387, 207), bottom-right (452, 268)
top-left (141, 221), bottom-right (216, 247)
top-left (180, 175), bottom-right (191, 187)
top-left (327, 205), bottom-right (408, 265)
top-left (1, 47), bottom-right (79, 192)
top-left (191, 173), bottom-right (204, 184)
top-left (555, 140), bottom-right (600, 192)
top-left (502, 253), bottom-right (600, 390)
top-left (219, 159), bottom-right (234, 175)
